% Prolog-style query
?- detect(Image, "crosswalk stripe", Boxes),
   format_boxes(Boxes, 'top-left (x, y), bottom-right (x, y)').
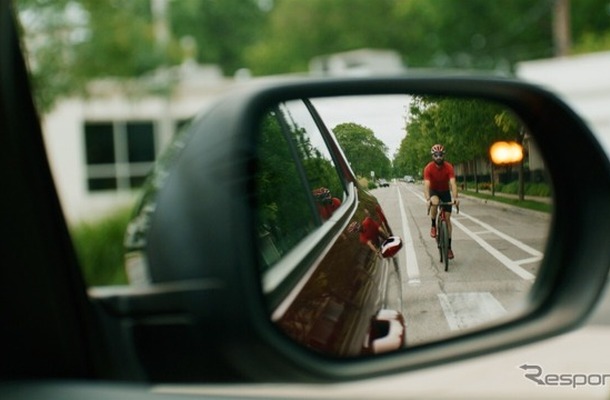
top-left (438, 292), bottom-right (507, 331)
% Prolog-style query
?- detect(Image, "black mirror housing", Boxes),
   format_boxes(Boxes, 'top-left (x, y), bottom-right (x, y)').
top-left (94, 76), bottom-right (610, 383)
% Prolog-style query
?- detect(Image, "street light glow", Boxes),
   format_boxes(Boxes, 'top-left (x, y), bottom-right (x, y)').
top-left (490, 141), bottom-right (524, 165)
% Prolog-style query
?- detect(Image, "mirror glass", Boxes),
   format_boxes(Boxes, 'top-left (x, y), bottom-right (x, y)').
top-left (254, 94), bottom-right (552, 357)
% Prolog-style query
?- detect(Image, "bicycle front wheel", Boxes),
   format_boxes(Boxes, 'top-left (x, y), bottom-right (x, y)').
top-left (439, 221), bottom-right (449, 272)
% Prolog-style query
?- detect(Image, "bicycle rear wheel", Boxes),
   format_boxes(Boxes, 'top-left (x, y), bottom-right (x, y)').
top-left (439, 220), bottom-right (449, 271)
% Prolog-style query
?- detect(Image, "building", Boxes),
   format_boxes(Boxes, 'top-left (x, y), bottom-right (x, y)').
top-left (43, 49), bottom-right (406, 224)
top-left (43, 63), bottom-right (233, 223)
top-left (309, 48), bottom-right (406, 76)
top-left (516, 51), bottom-right (610, 157)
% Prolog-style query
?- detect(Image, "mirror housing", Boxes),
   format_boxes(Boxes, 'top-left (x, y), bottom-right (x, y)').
top-left (92, 76), bottom-right (610, 382)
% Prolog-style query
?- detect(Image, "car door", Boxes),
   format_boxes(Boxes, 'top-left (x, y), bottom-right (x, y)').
top-left (256, 98), bottom-right (405, 356)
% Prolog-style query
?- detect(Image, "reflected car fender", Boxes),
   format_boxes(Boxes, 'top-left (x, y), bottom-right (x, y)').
top-left (365, 309), bottom-right (406, 354)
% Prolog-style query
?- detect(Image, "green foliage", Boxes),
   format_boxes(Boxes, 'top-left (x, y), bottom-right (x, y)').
top-left (477, 182), bottom-right (493, 191)
top-left (467, 180), bottom-right (551, 197)
top-left (255, 106), bottom-right (347, 268)
top-left (244, 0), bottom-right (557, 75)
top-left (571, 0), bottom-right (610, 53)
top-left (333, 122), bottom-right (392, 179)
top-left (244, 0), bottom-right (403, 75)
top-left (70, 207), bottom-right (132, 286)
top-left (246, 0), bottom-right (610, 75)
top-left (573, 31), bottom-right (610, 54)
top-left (495, 181), bottom-right (551, 197)
top-left (463, 190), bottom-right (552, 214)
top-left (525, 182), bottom-right (552, 197)
top-left (500, 181), bottom-right (519, 194)
top-left (256, 111), bottom-right (312, 247)
top-left (16, 0), bottom-right (265, 111)
top-left (393, 96), bottom-right (521, 177)
top-left (75, 1), bottom-right (167, 78)
top-left (16, 0), bottom-right (610, 110)
top-left (169, 0), bottom-right (266, 74)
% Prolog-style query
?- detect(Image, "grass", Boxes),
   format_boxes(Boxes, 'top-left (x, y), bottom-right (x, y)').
top-left (70, 206), bottom-right (133, 286)
top-left (462, 190), bottom-right (552, 214)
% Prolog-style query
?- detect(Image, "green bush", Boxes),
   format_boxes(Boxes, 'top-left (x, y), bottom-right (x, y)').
top-left (70, 207), bottom-right (132, 287)
top-left (501, 181), bottom-right (519, 194)
top-left (465, 180), bottom-right (551, 198)
top-left (496, 181), bottom-right (551, 197)
top-left (477, 182), bottom-right (493, 191)
top-left (525, 182), bottom-right (552, 197)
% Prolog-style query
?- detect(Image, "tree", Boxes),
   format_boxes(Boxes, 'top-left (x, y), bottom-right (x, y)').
top-left (393, 96), bottom-right (520, 191)
top-left (333, 122), bottom-right (392, 180)
top-left (244, 0), bottom-right (558, 75)
top-left (245, 0), bottom-right (610, 76)
top-left (169, 0), bottom-right (266, 75)
top-left (17, 0), bottom-right (266, 111)
top-left (244, 0), bottom-right (402, 75)
top-left (17, 0), bottom-right (610, 111)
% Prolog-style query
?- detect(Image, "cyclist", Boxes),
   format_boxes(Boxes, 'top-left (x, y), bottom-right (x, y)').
top-left (423, 144), bottom-right (459, 259)
top-left (348, 208), bottom-right (390, 257)
top-left (313, 187), bottom-right (342, 221)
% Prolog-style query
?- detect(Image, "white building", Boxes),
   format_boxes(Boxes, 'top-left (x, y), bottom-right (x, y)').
top-left (309, 48), bottom-right (406, 76)
top-left (516, 51), bottom-right (610, 157)
top-left (43, 63), bottom-right (233, 223)
top-left (43, 49), bottom-right (406, 225)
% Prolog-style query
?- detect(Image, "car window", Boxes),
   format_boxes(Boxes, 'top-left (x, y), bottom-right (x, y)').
top-left (255, 100), bottom-right (346, 272)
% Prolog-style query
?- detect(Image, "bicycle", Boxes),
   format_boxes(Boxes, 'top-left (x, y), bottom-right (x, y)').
top-left (427, 201), bottom-right (459, 272)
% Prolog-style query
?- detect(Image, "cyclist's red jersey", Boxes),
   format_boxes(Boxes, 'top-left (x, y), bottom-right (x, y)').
top-left (359, 216), bottom-right (381, 245)
top-left (423, 161), bottom-right (455, 192)
top-left (317, 197), bottom-right (341, 220)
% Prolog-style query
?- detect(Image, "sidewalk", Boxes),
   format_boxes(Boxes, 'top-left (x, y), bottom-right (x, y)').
top-left (463, 189), bottom-right (552, 205)
top-left (460, 190), bottom-right (552, 220)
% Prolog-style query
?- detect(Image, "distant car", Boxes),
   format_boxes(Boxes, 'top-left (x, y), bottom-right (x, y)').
top-left (405, 175), bottom-right (415, 183)
top-left (378, 179), bottom-right (390, 187)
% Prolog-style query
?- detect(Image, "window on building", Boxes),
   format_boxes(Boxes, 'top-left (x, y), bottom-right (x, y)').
top-left (84, 121), bottom-right (156, 192)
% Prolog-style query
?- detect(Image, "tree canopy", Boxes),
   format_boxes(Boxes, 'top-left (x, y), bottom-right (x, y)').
top-left (333, 122), bottom-right (392, 180)
top-left (393, 96), bottom-right (523, 178)
top-left (15, 0), bottom-right (610, 111)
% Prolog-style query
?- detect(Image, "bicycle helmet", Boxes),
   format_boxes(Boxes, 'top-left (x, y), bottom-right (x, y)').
top-left (380, 236), bottom-right (403, 258)
top-left (313, 187), bottom-right (332, 203)
top-left (431, 144), bottom-right (445, 154)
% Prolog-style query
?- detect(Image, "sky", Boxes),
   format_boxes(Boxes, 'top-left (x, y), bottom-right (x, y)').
top-left (310, 95), bottom-right (411, 158)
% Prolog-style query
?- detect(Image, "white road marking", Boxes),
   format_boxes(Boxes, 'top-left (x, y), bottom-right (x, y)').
top-left (379, 258), bottom-right (389, 307)
top-left (459, 213), bottom-right (543, 259)
top-left (403, 184), bottom-right (539, 280)
top-left (515, 256), bottom-right (543, 266)
top-left (438, 292), bottom-right (507, 331)
top-left (396, 186), bottom-right (421, 286)
top-left (451, 217), bottom-right (537, 280)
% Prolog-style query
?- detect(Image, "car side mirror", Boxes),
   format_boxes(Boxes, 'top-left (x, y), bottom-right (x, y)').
top-left (94, 76), bottom-right (610, 383)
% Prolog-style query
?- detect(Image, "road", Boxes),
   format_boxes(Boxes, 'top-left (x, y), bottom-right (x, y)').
top-left (158, 184), bottom-right (610, 398)
top-left (371, 181), bottom-right (551, 346)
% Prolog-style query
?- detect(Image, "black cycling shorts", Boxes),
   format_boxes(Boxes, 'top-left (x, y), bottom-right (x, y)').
top-left (430, 190), bottom-right (453, 213)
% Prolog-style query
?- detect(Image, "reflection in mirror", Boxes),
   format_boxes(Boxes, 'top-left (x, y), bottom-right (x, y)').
top-left (255, 94), bottom-right (552, 357)
top-left (255, 100), bottom-right (346, 273)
